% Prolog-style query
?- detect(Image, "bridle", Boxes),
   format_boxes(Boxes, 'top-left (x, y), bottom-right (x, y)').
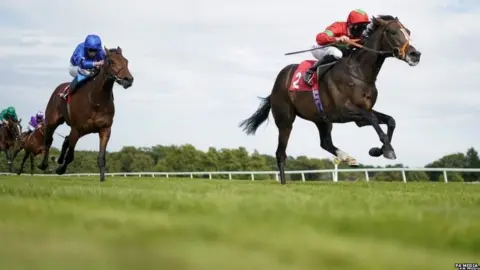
top-left (103, 53), bottom-right (125, 84)
top-left (339, 19), bottom-right (412, 84)
top-left (346, 19), bottom-right (411, 60)
top-left (88, 52), bottom-right (125, 106)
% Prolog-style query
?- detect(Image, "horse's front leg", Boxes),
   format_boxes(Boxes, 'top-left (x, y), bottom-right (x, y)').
top-left (4, 149), bottom-right (12, 173)
top-left (17, 151), bottom-right (30, 175)
top-left (11, 144), bottom-right (23, 160)
top-left (355, 110), bottom-right (396, 158)
top-left (38, 126), bottom-right (55, 171)
top-left (345, 107), bottom-right (396, 160)
top-left (98, 127), bottom-right (111, 182)
top-left (29, 152), bottom-right (35, 175)
top-left (56, 135), bottom-right (70, 165)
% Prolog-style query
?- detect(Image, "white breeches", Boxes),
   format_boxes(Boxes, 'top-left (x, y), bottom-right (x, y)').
top-left (311, 44), bottom-right (343, 61)
top-left (27, 124), bottom-right (35, 132)
top-left (68, 64), bottom-right (94, 77)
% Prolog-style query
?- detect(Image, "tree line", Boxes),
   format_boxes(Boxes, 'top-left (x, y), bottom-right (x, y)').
top-left (2, 144), bottom-right (479, 182)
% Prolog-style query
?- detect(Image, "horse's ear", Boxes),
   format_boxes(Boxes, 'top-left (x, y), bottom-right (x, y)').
top-left (373, 16), bottom-right (387, 26)
top-left (104, 46), bottom-right (110, 56)
top-left (117, 46), bottom-right (122, 53)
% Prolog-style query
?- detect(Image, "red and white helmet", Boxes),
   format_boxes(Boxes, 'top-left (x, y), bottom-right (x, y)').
top-left (347, 9), bottom-right (370, 25)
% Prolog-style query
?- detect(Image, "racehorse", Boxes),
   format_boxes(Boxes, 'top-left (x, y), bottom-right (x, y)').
top-left (0, 118), bottom-right (22, 173)
top-left (12, 126), bottom-right (46, 175)
top-left (37, 46), bottom-right (134, 181)
top-left (239, 15), bottom-right (421, 184)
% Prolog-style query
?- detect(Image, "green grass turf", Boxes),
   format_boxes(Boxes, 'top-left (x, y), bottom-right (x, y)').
top-left (0, 176), bottom-right (478, 270)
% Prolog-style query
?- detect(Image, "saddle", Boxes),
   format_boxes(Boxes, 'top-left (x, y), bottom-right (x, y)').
top-left (59, 71), bottom-right (98, 101)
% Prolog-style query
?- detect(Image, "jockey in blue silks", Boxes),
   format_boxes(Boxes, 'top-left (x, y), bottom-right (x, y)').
top-left (61, 34), bottom-right (106, 99)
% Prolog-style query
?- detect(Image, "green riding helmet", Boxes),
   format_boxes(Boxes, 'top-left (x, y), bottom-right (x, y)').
top-left (7, 106), bottom-right (15, 115)
top-left (4, 106), bottom-right (18, 121)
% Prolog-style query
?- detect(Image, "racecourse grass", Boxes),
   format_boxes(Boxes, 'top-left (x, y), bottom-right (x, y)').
top-left (0, 176), bottom-right (479, 270)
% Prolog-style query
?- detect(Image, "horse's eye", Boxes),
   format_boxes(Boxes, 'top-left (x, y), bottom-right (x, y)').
top-left (390, 30), bottom-right (397, 35)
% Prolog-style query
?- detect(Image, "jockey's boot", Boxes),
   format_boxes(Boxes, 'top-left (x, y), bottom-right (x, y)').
top-left (302, 55), bottom-right (338, 86)
top-left (61, 77), bottom-right (79, 100)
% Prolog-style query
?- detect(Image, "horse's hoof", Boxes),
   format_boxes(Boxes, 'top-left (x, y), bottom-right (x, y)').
top-left (369, 147), bottom-right (383, 157)
top-left (348, 159), bottom-right (360, 167)
top-left (37, 163), bottom-right (48, 171)
top-left (383, 149), bottom-right (397, 160)
top-left (55, 166), bottom-right (66, 175)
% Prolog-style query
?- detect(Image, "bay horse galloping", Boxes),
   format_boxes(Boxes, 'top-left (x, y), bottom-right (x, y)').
top-left (38, 46), bottom-right (134, 181)
top-left (12, 126), bottom-right (46, 175)
top-left (239, 15), bottom-right (421, 184)
top-left (0, 119), bottom-right (22, 173)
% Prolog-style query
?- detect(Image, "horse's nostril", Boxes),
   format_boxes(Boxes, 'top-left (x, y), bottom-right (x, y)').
top-left (409, 51), bottom-right (421, 57)
top-left (123, 77), bottom-right (134, 82)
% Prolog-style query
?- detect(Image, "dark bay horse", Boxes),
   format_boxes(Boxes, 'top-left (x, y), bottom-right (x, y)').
top-left (12, 126), bottom-right (45, 175)
top-left (38, 46), bottom-right (134, 181)
top-left (239, 15), bottom-right (421, 184)
top-left (0, 118), bottom-right (22, 172)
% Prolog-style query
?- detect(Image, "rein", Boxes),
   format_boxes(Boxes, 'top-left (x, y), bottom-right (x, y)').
top-left (340, 20), bottom-right (412, 84)
top-left (346, 19), bottom-right (411, 59)
top-left (88, 54), bottom-right (121, 107)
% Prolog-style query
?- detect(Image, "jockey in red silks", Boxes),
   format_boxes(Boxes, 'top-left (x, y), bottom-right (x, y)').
top-left (303, 9), bottom-right (371, 86)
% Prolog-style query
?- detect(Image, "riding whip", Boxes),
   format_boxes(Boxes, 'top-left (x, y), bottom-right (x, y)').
top-left (284, 39), bottom-right (360, 55)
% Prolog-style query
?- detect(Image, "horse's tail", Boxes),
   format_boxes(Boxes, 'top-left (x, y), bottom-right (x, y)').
top-left (239, 95), bottom-right (271, 135)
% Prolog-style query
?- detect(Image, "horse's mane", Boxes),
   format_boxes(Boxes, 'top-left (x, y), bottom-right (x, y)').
top-left (362, 15), bottom-right (397, 38)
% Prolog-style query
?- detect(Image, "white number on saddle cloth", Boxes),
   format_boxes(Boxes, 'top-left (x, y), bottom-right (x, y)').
top-left (292, 71), bottom-right (302, 89)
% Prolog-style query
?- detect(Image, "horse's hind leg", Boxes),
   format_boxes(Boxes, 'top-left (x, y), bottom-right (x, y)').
top-left (316, 122), bottom-right (358, 166)
top-left (55, 129), bottom-right (81, 175)
top-left (271, 101), bottom-right (296, 185)
top-left (11, 145), bottom-right (23, 160)
top-left (98, 127), bottom-right (111, 182)
top-left (355, 110), bottom-right (396, 159)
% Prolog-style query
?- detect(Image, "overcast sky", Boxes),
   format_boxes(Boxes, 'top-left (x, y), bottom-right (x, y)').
top-left (0, 0), bottom-right (478, 167)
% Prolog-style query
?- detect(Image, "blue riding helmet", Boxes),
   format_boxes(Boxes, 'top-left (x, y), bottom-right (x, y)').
top-left (84, 34), bottom-right (102, 51)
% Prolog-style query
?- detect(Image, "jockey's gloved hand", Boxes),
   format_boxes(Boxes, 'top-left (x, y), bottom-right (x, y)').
top-left (335, 35), bottom-right (350, 43)
top-left (94, 60), bottom-right (104, 67)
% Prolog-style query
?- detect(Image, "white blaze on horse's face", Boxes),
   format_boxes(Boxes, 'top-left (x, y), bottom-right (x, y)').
top-left (399, 27), bottom-right (421, 66)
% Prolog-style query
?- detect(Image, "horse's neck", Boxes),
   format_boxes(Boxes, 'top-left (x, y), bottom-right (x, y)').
top-left (91, 68), bottom-right (115, 104)
top-left (1, 126), bottom-right (13, 140)
top-left (347, 33), bottom-right (387, 83)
